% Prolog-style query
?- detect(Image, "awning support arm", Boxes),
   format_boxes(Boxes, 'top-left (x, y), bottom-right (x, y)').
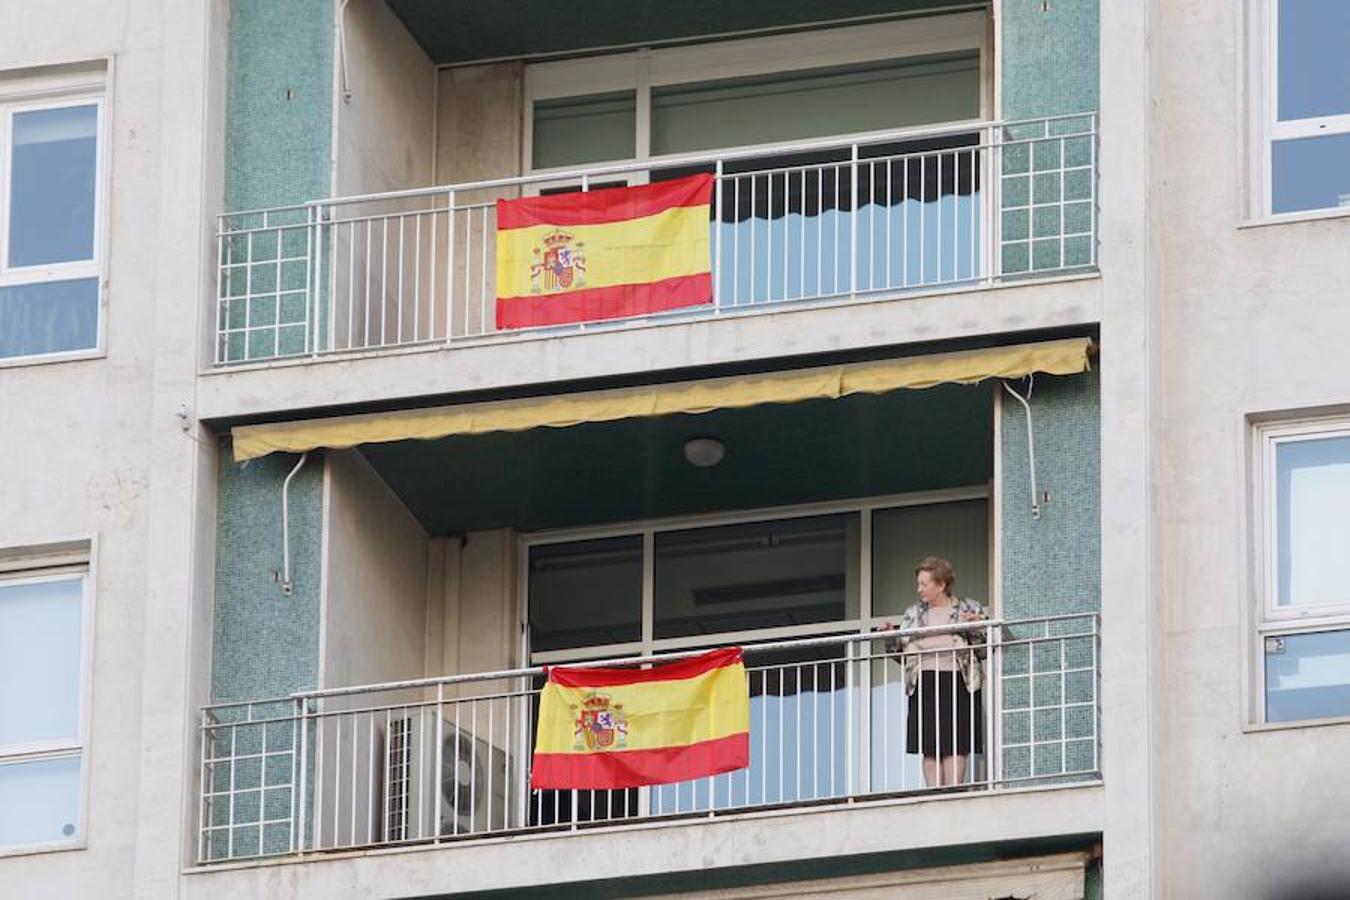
top-left (279, 452), bottom-right (310, 596)
top-left (1002, 377), bottom-right (1041, 520)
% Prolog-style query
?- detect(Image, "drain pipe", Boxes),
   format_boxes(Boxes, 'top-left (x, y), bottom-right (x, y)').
top-left (1002, 377), bottom-right (1041, 520)
top-left (279, 452), bottom-right (311, 596)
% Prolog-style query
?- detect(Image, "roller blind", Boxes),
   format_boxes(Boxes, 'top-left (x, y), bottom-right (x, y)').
top-left (650, 52), bottom-right (980, 155)
top-left (532, 90), bottom-right (636, 169)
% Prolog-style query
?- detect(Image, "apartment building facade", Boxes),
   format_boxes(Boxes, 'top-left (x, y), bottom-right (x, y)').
top-left (0, 1), bottom-right (1346, 898)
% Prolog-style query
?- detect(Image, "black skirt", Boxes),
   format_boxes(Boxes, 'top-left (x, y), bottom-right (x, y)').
top-left (906, 670), bottom-right (984, 755)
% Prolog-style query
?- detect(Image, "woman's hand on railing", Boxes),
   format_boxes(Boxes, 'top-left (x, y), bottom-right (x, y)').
top-left (873, 621), bottom-right (902, 656)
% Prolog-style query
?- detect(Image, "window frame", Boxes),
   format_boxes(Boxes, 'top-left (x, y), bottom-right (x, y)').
top-left (521, 13), bottom-right (992, 184)
top-left (1251, 415), bottom-right (1350, 726)
top-left (0, 61), bottom-right (110, 367)
top-left (0, 561), bottom-right (94, 855)
top-left (1253, 0), bottom-right (1350, 219)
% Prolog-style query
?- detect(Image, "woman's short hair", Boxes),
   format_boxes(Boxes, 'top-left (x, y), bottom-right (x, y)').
top-left (915, 556), bottom-right (955, 594)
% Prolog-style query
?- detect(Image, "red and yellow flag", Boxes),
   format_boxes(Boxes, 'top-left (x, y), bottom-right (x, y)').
top-left (530, 646), bottom-right (750, 790)
top-left (495, 174), bottom-right (713, 329)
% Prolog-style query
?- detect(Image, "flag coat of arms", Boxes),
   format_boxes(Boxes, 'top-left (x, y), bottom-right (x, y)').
top-left (495, 174), bottom-right (714, 329)
top-left (531, 646), bottom-right (750, 790)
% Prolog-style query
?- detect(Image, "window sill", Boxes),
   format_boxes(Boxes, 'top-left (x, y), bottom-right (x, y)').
top-left (1239, 206), bottom-right (1350, 229)
top-left (0, 347), bottom-right (104, 370)
top-left (1244, 712), bottom-right (1350, 734)
top-left (0, 838), bottom-right (85, 859)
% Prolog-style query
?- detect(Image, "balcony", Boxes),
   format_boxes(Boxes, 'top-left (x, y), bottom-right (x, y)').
top-left (196, 613), bottom-right (1099, 864)
top-left (213, 114), bottom-right (1097, 366)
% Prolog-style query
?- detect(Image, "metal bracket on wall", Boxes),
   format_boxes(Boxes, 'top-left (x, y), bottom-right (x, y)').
top-left (278, 452), bottom-right (311, 596)
top-left (1002, 377), bottom-right (1041, 519)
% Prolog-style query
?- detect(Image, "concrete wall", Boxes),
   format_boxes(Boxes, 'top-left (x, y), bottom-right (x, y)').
top-left (434, 63), bottom-right (523, 185)
top-left (637, 854), bottom-right (1089, 900)
top-left (440, 529), bottom-right (520, 679)
top-left (327, 0), bottom-right (437, 355)
top-left (333, 0), bottom-right (436, 198)
top-left (179, 784), bottom-right (1103, 900)
top-left (0, 0), bottom-right (221, 896)
top-left (1096, 0), bottom-right (1161, 895)
top-left (321, 450), bottom-right (429, 689)
top-left (1154, 0), bottom-right (1350, 897)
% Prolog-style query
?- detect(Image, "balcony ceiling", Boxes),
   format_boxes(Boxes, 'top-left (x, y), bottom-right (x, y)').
top-left (386, 0), bottom-right (980, 65)
top-left (358, 381), bottom-right (993, 535)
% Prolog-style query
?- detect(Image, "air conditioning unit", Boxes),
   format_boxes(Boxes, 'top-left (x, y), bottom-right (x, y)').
top-left (382, 716), bottom-right (511, 841)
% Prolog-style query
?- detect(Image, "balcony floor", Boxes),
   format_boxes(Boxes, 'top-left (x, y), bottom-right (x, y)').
top-left (199, 271), bottom-right (1100, 423)
top-left (183, 781), bottom-right (1102, 899)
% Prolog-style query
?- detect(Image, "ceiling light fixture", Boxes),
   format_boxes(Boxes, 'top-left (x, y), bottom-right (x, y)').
top-left (683, 437), bottom-right (726, 468)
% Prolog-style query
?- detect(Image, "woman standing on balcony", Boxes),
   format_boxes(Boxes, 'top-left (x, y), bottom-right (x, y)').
top-left (882, 556), bottom-right (988, 788)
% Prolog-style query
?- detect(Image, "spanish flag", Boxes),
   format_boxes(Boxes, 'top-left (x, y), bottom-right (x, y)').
top-left (496, 174), bottom-right (713, 329)
top-left (531, 647), bottom-right (750, 790)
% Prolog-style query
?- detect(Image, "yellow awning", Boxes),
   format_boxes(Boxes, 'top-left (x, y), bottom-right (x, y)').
top-left (231, 337), bottom-right (1092, 462)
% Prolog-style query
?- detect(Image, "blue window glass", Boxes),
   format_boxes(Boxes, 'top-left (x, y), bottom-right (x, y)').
top-left (1275, 435), bottom-right (1350, 608)
top-left (8, 104), bottom-right (98, 267)
top-left (0, 577), bottom-right (83, 746)
top-left (1266, 629), bottom-right (1350, 723)
top-left (1277, 0), bottom-right (1350, 121)
top-left (0, 576), bottom-right (84, 849)
top-left (0, 757), bottom-right (81, 847)
top-left (1271, 134), bottom-right (1350, 214)
top-left (0, 277), bottom-right (99, 359)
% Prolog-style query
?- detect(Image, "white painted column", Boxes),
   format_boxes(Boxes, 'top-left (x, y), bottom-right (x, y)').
top-left (1098, 0), bottom-right (1163, 894)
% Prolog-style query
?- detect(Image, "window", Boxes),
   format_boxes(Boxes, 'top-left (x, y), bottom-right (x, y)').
top-left (0, 63), bottom-right (106, 362)
top-left (521, 19), bottom-right (990, 307)
top-left (0, 563), bottom-right (90, 849)
top-left (524, 15), bottom-right (988, 173)
top-left (527, 535), bottom-right (642, 652)
top-left (1255, 418), bottom-right (1350, 723)
top-left (524, 493), bottom-right (989, 660)
top-left (653, 514), bottom-right (859, 640)
top-left (1260, 0), bottom-right (1350, 215)
top-left (530, 92), bottom-right (637, 171)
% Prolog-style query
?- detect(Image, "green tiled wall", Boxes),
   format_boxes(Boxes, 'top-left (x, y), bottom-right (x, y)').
top-left (1001, 369), bottom-right (1101, 619)
top-left (996, 2), bottom-right (1101, 779)
top-left (999, 370), bottom-right (1101, 781)
top-left (999, 1), bottom-right (1099, 276)
top-left (211, 445), bottom-right (324, 702)
top-left (1001, 0), bottom-right (1099, 120)
top-left (225, 0), bottom-right (333, 211)
top-left (220, 0), bottom-right (334, 362)
top-left (208, 445), bottom-right (324, 859)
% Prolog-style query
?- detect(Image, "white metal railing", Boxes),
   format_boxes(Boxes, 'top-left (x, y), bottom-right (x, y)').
top-left (213, 114), bottom-right (1098, 365)
top-left (196, 613), bottom-right (1099, 864)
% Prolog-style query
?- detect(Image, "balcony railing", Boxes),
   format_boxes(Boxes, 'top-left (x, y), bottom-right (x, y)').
top-left (214, 114), bottom-right (1098, 365)
top-left (196, 613), bottom-right (1100, 864)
